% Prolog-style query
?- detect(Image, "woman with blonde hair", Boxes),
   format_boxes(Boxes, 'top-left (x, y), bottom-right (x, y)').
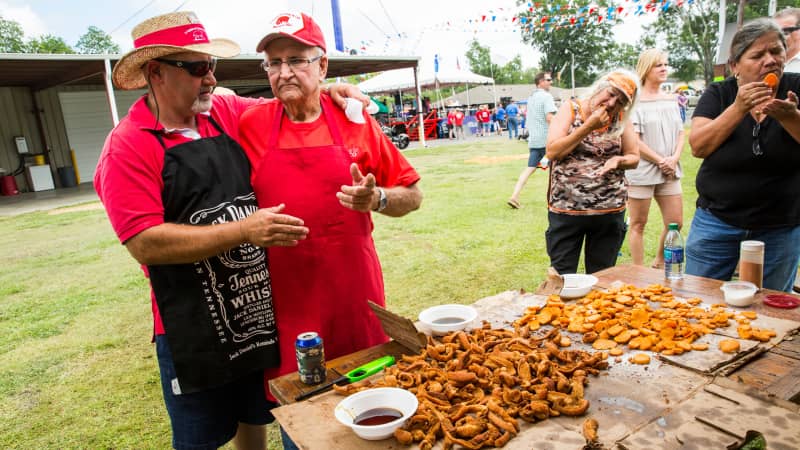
top-left (626, 49), bottom-right (685, 268)
top-left (544, 70), bottom-right (640, 274)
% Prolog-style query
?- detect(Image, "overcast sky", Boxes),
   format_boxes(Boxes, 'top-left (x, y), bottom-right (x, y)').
top-left (2, 0), bottom-right (655, 72)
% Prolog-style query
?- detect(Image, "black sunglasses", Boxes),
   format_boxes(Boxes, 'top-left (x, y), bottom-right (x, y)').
top-left (155, 58), bottom-right (217, 77)
top-left (544, 78), bottom-right (553, 81)
top-left (783, 26), bottom-right (800, 35)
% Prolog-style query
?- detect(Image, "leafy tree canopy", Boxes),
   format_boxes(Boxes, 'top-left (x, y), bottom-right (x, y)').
top-left (517, 0), bottom-right (628, 87)
top-left (26, 34), bottom-right (74, 54)
top-left (0, 16), bottom-right (120, 55)
top-left (76, 26), bottom-right (120, 54)
top-left (0, 15), bottom-right (26, 53)
top-left (465, 40), bottom-right (536, 84)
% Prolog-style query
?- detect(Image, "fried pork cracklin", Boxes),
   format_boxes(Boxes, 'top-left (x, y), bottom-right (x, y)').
top-left (335, 325), bottom-right (608, 449)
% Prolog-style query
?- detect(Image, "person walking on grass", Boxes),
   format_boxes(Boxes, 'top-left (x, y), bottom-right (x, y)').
top-left (626, 49), bottom-right (685, 269)
top-left (94, 11), bottom-right (363, 450)
top-left (508, 72), bottom-right (556, 209)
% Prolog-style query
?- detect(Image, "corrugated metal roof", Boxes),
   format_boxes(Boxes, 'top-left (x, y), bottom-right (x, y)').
top-left (0, 53), bottom-right (419, 91)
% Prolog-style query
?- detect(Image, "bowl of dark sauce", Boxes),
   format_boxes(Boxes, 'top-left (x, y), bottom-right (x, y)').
top-left (418, 304), bottom-right (479, 335)
top-left (334, 387), bottom-right (419, 440)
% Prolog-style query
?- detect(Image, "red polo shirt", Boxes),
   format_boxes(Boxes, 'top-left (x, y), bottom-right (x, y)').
top-left (95, 94), bottom-right (263, 334)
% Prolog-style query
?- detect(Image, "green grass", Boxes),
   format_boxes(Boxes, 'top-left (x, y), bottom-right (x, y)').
top-left (0, 134), bottom-right (699, 448)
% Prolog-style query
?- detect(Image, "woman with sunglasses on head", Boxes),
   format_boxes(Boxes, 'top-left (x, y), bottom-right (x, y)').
top-left (625, 49), bottom-right (685, 269)
top-left (686, 18), bottom-right (800, 292)
top-left (544, 70), bottom-right (640, 275)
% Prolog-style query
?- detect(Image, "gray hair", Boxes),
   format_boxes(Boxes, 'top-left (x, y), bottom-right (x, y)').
top-left (775, 7), bottom-right (800, 26)
top-left (729, 18), bottom-right (786, 64)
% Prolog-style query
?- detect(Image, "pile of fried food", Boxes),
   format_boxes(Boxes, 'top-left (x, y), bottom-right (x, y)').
top-left (334, 325), bottom-right (609, 449)
top-left (516, 284), bottom-right (776, 362)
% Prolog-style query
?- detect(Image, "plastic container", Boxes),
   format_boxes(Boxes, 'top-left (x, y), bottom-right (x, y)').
top-left (664, 223), bottom-right (684, 281)
top-left (32, 154), bottom-right (45, 165)
top-left (58, 166), bottom-right (77, 188)
top-left (560, 274), bottom-right (599, 299)
top-left (720, 281), bottom-right (758, 307)
top-left (1, 174), bottom-right (19, 196)
top-left (739, 241), bottom-right (764, 289)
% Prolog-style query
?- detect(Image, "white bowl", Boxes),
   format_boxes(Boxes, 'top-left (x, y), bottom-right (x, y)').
top-left (721, 281), bottom-right (758, 307)
top-left (418, 304), bottom-right (478, 335)
top-left (560, 274), bottom-right (599, 299)
top-left (334, 387), bottom-right (419, 440)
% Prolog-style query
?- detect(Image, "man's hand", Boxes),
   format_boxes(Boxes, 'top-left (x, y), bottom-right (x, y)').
top-left (327, 83), bottom-right (370, 110)
top-left (240, 204), bottom-right (309, 247)
top-left (337, 163), bottom-right (378, 212)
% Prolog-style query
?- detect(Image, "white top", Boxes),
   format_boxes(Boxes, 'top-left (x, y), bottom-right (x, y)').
top-left (626, 97), bottom-right (683, 185)
top-left (785, 53), bottom-right (800, 73)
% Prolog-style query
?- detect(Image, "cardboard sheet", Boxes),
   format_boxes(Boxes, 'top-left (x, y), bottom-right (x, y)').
top-left (617, 383), bottom-right (800, 450)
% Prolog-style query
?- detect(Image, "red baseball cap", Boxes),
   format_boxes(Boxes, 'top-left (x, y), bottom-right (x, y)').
top-left (256, 12), bottom-right (326, 53)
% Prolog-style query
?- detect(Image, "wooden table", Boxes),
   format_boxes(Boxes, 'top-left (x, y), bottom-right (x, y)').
top-left (270, 264), bottom-right (800, 405)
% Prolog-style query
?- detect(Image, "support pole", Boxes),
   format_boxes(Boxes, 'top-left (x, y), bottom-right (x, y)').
top-left (414, 65), bottom-right (426, 147)
top-left (331, 0), bottom-right (345, 53)
top-left (104, 59), bottom-right (119, 126)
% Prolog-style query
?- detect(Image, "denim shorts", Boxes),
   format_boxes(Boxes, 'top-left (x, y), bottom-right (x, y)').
top-left (527, 147), bottom-right (546, 167)
top-left (155, 335), bottom-right (277, 450)
top-left (685, 208), bottom-right (800, 292)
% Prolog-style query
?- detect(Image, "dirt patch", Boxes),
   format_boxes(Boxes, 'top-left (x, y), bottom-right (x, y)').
top-left (465, 155), bottom-right (527, 165)
top-left (48, 202), bottom-right (104, 215)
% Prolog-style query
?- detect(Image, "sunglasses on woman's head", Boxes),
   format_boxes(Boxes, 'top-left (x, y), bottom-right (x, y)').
top-left (155, 58), bottom-right (218, 77)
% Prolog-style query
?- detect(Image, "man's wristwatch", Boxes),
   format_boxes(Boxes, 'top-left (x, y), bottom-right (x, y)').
top-left (373, 187), bottom-right (387, 212)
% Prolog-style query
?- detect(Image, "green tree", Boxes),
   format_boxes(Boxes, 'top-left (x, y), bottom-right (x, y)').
top-left (76, 26), bottom-right (120, 54)
top-left (26, 34), bottom-right (74, 54)
top-left (598, 42), bottom-right (642, 73)
top-left (517, 0), bottom-right (622, 87)
top-left (643, 0), bottom-right (718, 85)
top-left (0, 15), bottom-right (26, 52)
top-left (465, 40), bottom-right (535, 84)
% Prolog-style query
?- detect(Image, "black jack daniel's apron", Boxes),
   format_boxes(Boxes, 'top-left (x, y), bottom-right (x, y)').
top-left (147, 116), bottom-right (279, 394)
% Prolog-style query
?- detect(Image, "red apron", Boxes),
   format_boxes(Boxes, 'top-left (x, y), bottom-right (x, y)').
top-left (252, 97), bottom-right (388, 391)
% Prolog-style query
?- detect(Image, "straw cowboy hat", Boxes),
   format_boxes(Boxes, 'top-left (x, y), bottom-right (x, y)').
top-left (112, 11), bottom-right (240, 90)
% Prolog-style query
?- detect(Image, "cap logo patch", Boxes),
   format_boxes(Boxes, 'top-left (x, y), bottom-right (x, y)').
top-left (270, 13), bottom-right (304, 35)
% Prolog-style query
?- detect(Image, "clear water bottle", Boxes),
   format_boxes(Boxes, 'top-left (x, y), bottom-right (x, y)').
top-left (664, 223), bottom-right (684, 281)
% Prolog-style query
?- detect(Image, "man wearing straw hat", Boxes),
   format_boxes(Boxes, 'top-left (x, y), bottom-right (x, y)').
top-left (94, 11), bottom-right (364, 450)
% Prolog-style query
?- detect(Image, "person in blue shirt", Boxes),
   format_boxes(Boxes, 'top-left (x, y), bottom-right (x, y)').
top-left (495, 105), bottom-right (507, 135)
top-left (506, 102), bottom-right (520, 139)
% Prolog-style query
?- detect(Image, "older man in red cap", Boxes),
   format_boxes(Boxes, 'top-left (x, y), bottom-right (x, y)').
top-left (95, 10), bottom-right (366, 450)
top-left (238, 11), bottom-right (422, 435)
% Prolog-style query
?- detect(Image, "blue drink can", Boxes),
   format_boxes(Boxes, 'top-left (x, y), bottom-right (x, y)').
top-left (295, 332), bottom-right (326, 385)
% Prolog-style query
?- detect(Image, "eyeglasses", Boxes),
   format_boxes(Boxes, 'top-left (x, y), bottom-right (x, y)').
top-left (155, 58), bottom-right (217, 77)
top-left (261, 55), bottom-right (323, 74)
top-left (752, 121), bottom-right (763, 156)
top-left (544, 78), bottom-right (553, 81)
top-left (783, 26), bottom-right (800, 35)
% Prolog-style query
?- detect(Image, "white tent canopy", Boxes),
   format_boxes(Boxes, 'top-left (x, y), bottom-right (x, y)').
top-left (358, 66), bottom-right (494, 94)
